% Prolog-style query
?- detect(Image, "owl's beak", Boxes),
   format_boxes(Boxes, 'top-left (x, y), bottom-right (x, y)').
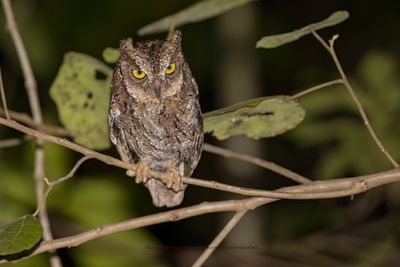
top-left (153, 80), bottom-right (161, 100)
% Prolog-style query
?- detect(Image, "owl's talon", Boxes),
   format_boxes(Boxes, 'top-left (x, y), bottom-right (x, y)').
top-left (134, 162), bottom-right (150, 184)
top-left (165, 167), bottom-right (183, 191)
top-left (126, 170), bottom-right (135, 177)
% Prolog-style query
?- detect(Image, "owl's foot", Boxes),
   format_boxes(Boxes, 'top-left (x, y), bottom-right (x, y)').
top-left (126, 162), bottom-right (150, 185)
top-left (165, 167), bottom-right (183, 192)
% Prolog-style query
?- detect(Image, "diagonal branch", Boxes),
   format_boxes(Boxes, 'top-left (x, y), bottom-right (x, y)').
top-left (310, 29), bottom-right (399, 168)
top-left (0, 197), bottom-right (269, 263)
top-left (191, 210), bottom-right (247, 267)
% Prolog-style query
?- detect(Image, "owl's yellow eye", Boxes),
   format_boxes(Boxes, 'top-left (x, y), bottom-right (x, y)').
top-left (132, 69), bottom-right (145, 79)
top-left (166, 63), bottom-right (176, 75)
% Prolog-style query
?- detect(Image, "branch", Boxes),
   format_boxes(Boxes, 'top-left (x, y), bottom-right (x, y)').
top-left (1, 0), bottom-right (61, 266)
top-left (203, 143), bottom-right (311, 184)
top-left (0, 108), bottom-right (69, 136)
top-left (0, 197), bottom-right (269, 263)
top-left (310, 29), bottom-right (399, 168)
top-left (191, 210), bottom-right (247, 267)
top-left (1, 167), bottom-right (399, 263)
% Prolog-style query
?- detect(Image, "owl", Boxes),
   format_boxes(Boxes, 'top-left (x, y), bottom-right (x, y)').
top-left (108, 30), bottom-right (203, 207)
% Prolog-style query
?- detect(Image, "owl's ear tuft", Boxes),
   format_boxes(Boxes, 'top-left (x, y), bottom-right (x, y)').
top-left (119, 38), bottom-right (135, 55)
top-left (169, 30), bottom-right (182, 50)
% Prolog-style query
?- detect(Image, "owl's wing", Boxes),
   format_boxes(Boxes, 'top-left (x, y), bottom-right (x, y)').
top-left (109, 108), bottom-right (136, 164)
top-left (109, 66), bottom-right (136, 164)
top-left (184, 77), bottom-right (204, 176)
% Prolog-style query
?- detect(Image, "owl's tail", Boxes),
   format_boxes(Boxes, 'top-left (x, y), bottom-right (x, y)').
top-left (146, 178), bottom-right (185, 207)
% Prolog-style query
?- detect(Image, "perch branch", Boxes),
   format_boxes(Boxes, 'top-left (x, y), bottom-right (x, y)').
top-left (310, 29), bottom-right (399, 168)
top-left (1, 1), bottom-right (61, 266)
top-left (204, 143), bottom-right (310, 184)
top-left (0, 109), bottom-right (310, 185)
top-left (192, 210), bottom-right (247, 267)
top-left (2, 118), bottom-right (400, 200)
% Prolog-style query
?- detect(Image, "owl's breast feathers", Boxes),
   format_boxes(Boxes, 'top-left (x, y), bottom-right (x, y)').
top-left (134, 96), bottom-right (202, 162)
top-left (110, 82), bottom-right (203, 175)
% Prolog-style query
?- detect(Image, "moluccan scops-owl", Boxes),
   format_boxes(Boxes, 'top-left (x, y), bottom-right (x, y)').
top-left (109, 31), bottom-right (203, 207)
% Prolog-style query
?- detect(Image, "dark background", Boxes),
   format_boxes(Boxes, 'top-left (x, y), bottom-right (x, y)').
top-left (1, 0), bottom-right (400, 266)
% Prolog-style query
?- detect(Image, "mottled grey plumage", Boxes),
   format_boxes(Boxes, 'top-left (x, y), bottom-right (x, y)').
top-left (109, 31), bottom-right (203, 207)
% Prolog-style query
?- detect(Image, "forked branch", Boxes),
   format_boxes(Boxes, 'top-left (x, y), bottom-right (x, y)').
top-left (310, 29), bottom-right (399, 168)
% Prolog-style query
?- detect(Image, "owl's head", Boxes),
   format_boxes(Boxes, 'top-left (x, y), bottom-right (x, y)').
top-left (117, 30), bottom-right (187, 102)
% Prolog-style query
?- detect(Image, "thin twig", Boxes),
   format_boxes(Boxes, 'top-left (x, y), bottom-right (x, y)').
top-left (51, 155), bottom-right (95, 186)
top-left (204, 143), bottom-right (310, 184)
top-left (0, 68), bottom-right (10, 120)
top-left (310, 29), bottom-right (399, 168)
top-left (1, 1), bottom-right (61, 266)
top-left (290, 79), bottom-right (344, 99)
top-left (33, 155), bottom-right (95, 217)
top-left (192, 210), bottom-right (247, 267)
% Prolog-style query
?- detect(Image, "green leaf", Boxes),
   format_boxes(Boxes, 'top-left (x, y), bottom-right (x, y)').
top-left (204, 95), bottom-right (305, 140)
top-left (50, 52), bottom-right (113, 150)
top-left (0, 215), bottom-right (43, 255)
top-left (138, 0), bottom-right (256, 36)
top-left (256, 10), bottom-right (349, 49)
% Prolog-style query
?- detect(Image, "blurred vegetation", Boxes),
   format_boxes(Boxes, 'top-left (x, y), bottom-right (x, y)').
top-left (1, 0), bottom-right (400, 266)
